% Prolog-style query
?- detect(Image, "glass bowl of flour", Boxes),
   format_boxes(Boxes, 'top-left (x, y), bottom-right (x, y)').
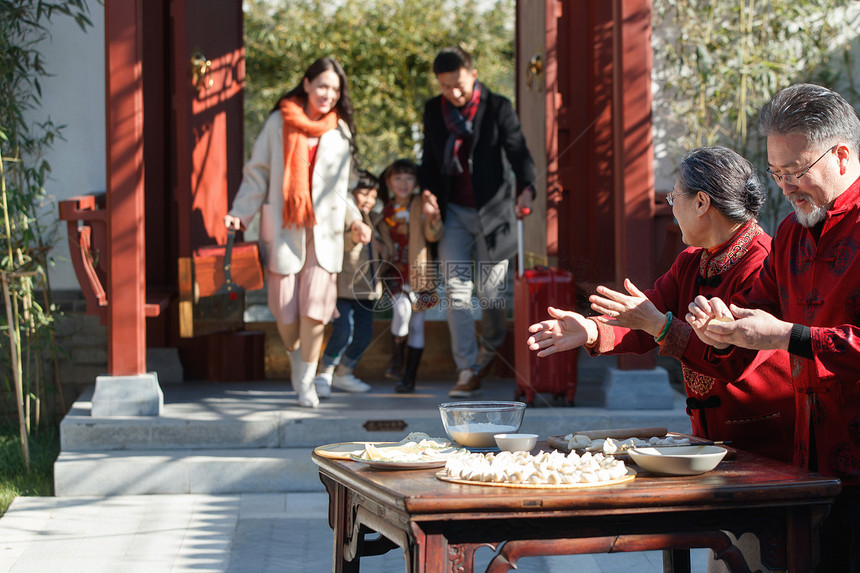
top-left (439, 401), bottom-right (526, 448)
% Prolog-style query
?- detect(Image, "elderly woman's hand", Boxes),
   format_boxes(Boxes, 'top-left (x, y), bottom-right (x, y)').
top-left (527, 306), bottom-right (597, 357)
top-left (589, 278), bottom-right (667, 338)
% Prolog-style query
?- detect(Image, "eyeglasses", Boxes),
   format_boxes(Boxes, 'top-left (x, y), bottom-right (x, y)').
top-left (666, 190), bottom-right (679, 206)
top-left (766, 145), bottom-right (836, 185)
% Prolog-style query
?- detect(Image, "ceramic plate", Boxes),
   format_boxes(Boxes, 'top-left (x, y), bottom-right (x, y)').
top-left (349, 457), bottom-right (448, 470)
top-left (628, 445), bottom-right (727, 476)
top-left (313, 442), bottom-right (395, 460)
top-left (547, 432), bottom-right (692, 457)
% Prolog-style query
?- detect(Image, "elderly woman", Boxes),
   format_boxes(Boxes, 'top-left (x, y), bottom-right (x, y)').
top-left (527, 146), bottom-right (795, 463)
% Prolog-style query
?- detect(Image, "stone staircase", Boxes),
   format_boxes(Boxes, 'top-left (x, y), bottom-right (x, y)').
top-left (54, 351), bottom-right (693, 496)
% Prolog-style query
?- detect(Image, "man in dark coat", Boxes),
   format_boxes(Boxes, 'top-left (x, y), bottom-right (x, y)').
top-left (420, 46), bottom-right (536, 397)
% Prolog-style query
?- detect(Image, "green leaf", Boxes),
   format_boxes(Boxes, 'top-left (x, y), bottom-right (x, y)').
top-left (243, 0), bottom-right (515, 173)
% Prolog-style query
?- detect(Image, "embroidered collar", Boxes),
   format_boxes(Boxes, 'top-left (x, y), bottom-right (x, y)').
top-left (698, 219), bottom-right (762, 280)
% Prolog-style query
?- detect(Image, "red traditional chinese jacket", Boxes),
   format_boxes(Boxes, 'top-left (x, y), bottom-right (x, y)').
top-left (589, 221), bottom-right (796, 463)
top-left (714, 177), bottom-right (860, 483)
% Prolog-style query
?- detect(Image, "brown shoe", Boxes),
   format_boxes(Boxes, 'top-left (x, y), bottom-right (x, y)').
top-left (475, 344), bottom-right (496, 378)
top-left (449, 369), bottom-right (481, 398)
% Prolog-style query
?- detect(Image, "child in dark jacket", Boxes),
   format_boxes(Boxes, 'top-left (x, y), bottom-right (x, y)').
top-left (314, 171), bottom-right (384, 396)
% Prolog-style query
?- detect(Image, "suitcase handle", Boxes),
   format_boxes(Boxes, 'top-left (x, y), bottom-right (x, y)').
top-left (220, 229), bottom-right (237, 293)
top-left (517, 207), bottom-right (531, 278)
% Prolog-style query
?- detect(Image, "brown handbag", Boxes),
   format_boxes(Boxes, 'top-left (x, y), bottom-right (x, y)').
top-left (193, 229), bottom-right (264, 299)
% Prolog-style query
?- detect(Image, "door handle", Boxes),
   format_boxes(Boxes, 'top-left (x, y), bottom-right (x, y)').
top-left (190, 51), bottom-right (213, 92)
top-left (526, 53), bottom-right (543, 91)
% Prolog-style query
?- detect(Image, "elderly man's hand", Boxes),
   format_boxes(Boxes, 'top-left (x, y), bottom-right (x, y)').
top-left (685, 295), bottom-right (734, 349)
top-left (687, 297), bottom-right (793, 351)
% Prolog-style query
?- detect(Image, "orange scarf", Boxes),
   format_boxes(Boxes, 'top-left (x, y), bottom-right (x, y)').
top-left (279, 97), bottom-right (338, 228)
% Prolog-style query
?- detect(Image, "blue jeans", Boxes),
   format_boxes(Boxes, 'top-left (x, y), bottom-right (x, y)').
top-left (321, 298), bottom-right (375, 369)
top-left (438, 203), bottom-right (509, 371)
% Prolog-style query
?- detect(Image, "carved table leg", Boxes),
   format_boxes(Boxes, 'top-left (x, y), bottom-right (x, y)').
top-left (662, 549), bottom-right (691, 573)
top-left (320, 473), bottom-right (360, 573)
top-left (786, 503), bottom-right (830, 573)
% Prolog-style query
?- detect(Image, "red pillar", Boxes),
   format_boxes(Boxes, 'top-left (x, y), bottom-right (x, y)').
top-left (611, 0), bottom-right (654, 290)
top-left (105, 0), bottom-right (146, 375)
top-left (612, 0), bottom-right (655, 371)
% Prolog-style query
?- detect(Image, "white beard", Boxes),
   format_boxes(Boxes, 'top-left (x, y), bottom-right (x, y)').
top-left (790, 194), bottom-right (828, 227)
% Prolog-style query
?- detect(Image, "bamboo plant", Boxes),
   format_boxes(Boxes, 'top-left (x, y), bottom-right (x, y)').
top-left (0, 0), bottom-right (92, 470)
top-left (653, 0), bottom-right (860, 234)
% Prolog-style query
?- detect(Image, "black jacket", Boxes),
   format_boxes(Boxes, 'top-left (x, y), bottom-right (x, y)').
top-left (420, 86), bottom-right (536, 262)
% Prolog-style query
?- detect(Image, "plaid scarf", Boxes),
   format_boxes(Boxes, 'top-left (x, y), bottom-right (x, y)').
top-left (441, 79), bottom-right (482, 175)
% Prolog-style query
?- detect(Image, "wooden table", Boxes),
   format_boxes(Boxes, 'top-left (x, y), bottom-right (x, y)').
top-left (313, 444), bottom-right (840, 572)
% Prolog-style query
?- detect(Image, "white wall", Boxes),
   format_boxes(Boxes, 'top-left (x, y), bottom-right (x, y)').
top-left (34, 4), bottom-right (106, 290)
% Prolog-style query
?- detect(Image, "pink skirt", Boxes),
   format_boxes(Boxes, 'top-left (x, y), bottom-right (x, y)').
top-left (267, 233), bottom-right (338, 324)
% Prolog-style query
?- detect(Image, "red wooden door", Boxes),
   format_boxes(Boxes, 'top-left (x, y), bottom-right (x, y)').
top-left (516, 0), bottom-right (656, 371)
top-left (170, 0), bottom-right (245, 339)
top-left (165, 0), bottom-right (265, 381)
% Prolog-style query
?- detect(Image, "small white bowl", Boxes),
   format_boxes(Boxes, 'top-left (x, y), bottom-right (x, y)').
top-left (628, 445), bottom-right (727, 476)
top-left (494, 433), bottom-right (538, 452)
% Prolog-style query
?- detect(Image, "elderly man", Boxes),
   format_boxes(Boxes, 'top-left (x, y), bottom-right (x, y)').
top-left (687, 84), bottom-right (860, 572)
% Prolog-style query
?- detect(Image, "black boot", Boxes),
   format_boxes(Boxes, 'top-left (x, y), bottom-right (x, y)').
top-left (385, 335), bottom-right (407, 379)
top-left (395, 346), bottom-right (423, 393)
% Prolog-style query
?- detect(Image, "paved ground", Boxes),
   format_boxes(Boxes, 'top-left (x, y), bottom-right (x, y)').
top-left (0, 493), bottom-right (710, 572)
top-left (0, 356), bottom-right (715, 572)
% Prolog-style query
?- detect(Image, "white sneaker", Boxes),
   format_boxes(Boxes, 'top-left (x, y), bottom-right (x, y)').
top-left (331, 372), bottom-right (372, 393)
top-left (314, 373), bottom-right (332, 399)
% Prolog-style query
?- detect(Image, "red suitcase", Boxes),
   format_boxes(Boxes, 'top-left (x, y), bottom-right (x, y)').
top-left (513, 218), bottom-right (577, 406)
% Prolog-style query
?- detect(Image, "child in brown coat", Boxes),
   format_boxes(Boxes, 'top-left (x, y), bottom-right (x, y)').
top-left (377, 159), bottom-right (444, 392)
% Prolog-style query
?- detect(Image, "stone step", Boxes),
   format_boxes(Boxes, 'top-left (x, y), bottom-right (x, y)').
top-left (55, 403), bottom-right (692, 496)
top-left (55, 352), bottom-right (693, 496)
top-left (56, 402), bottom-right (693, 496)
top-left (54, 448), bottom-right (321, 496)
top-left (60, 390), bottom-right (691, 452)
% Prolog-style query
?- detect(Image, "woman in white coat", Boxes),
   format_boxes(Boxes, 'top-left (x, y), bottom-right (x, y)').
top-left (225, 57), bottom-right (370, 408)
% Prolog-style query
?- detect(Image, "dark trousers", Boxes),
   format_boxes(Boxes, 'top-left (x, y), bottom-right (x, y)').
top-left (320, 298), bottom-right (375, 369)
